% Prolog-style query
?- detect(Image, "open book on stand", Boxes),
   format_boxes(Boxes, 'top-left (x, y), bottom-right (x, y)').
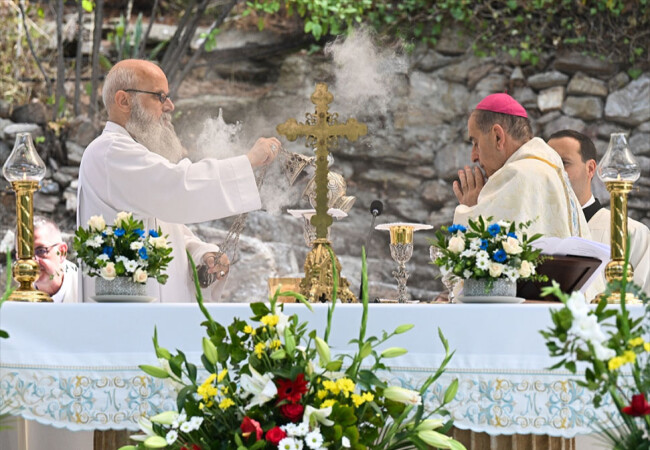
top-left (517, 237), bottom-right (610, 300)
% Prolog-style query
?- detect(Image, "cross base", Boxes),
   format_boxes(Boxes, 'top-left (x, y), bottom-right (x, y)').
top-left (300, 239), bottom-right (357, 303)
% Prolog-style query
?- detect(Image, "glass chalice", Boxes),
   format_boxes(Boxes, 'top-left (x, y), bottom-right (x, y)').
top-left (376, 223), bottom-right (433, 303)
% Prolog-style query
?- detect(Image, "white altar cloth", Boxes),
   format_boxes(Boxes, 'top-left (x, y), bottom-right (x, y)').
top-left (0, 302), bottom-right (641, 437)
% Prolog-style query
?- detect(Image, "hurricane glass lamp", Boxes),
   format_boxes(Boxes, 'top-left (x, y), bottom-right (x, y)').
top-left (596, 132), bottom-right (641, 304)
top-left (2, 132), bottom-right (52, 302)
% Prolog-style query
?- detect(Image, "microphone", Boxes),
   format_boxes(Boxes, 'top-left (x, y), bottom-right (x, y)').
top-left (370, 200), bottom-right (383, 217)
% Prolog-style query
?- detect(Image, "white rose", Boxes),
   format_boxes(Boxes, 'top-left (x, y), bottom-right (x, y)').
top-left (114, 211), bottom-right (132, 227)
top-left (133, 268), bottom-right (148, 283)
top-left (488, 262), bottom-right (504, 278)
top-left (447, 236), bottom-right (465, 254)
top-left (87, 215), bottom-right (106, 232)
top-left (502, 236), bottom-right (523, 254)
top-left (100, 262), bottom-right (116, 280)
top-left (130, 241), bottom-right (143, 251)
top-left (518, 260), bottom-right (533, 278)
top-left (149, 236), bottom-right (168, 249)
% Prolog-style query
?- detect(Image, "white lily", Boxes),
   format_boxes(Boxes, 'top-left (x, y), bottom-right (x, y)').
top-left (303, 405), bottom-right (334, 427)
top-left (240, 365), bottom-right (277, 408)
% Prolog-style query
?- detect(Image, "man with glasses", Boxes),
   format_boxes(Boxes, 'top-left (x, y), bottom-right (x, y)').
top-left (33, 216), bottom-right (78, 303)
top-left (78, 59), bottom-right (280, 303)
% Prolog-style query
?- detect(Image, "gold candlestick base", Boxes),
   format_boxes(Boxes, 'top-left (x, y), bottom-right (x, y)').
top-left (9, 257), bottom-right (52, 302)
top-left (300, 239), bottom-right (357, 303)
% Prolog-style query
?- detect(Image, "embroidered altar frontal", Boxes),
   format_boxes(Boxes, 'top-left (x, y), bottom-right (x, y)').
top-left (1, 303), bottom-right (641, 436)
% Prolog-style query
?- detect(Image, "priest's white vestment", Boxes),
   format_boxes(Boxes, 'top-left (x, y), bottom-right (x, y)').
top-left (588, 208), bottom-right (650, 295)
top-left (78, 121), bottom-right (262, 303)
top-left (454, 137), bottom-right (590, 239)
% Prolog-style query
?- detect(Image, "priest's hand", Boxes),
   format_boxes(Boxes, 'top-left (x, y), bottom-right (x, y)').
top-left (247, 137), bottom-right (281, 168)
top-left (204, 252), bottom-right (230, 281)
top-left (453, 165), bottom-right (485, 206)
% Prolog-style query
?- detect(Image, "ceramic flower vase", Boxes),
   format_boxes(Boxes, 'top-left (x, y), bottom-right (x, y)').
top-left (464, 278), bottom-right (516, 297)
top-left (95, 277), bottom-right (147, 296)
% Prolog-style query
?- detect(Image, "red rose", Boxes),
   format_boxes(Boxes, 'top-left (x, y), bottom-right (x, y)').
top-left (622, 393), bottom-right (650, 417)
top-left (181, 445), bottom-right (201, 450)
top-left (240, 416), bottom-right (263, 441)
top-left (276, 373), bottom-right (308, 403)
top-left (265, 426), bottom-right (287, 445)
top-left (280, 403), bottom-right (304, 422)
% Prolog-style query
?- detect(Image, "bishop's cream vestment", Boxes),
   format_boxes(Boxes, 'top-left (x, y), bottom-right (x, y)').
top-left (454, 137), bottom-right (590, 239)
top-left (78, 121), bottom-right (262, 303)
top-left (588, 207), bottom-right (650, 295)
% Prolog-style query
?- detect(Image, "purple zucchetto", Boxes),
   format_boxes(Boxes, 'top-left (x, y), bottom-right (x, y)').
top-left (475, 93), bottom-right (528, 118)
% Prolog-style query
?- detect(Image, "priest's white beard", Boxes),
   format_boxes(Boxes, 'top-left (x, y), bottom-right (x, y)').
top-left (125, 99), bottom-right (185, 163)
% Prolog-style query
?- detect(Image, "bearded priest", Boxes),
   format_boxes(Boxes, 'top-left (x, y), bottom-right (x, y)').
top-left (78, 59), bottom-right (280, 303)
top-left (452, 93), bottom-right (590, 240)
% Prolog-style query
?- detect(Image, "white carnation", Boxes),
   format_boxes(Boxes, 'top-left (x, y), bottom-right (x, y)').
top-left (130, 241), bottom-right (143, 251)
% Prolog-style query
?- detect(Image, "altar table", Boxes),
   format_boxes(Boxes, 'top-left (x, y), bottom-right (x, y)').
top-left (0, 302), bottom-right (641, 439)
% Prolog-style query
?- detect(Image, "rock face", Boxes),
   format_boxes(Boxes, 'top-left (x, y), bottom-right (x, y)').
top-left (1, 46), bottom-right (649, 303)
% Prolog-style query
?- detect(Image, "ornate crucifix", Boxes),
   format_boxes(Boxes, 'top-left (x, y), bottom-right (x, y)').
top-left (277, 83), bottom-right (367, 302)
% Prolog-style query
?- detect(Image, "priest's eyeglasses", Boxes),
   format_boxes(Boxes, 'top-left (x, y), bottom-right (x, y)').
top-left (34, 243), bottom-right (62, 258)
top-left (124, 89), bottom-right (171, 104)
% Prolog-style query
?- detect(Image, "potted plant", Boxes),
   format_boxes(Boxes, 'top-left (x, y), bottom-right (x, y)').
top-left (73, 211), bottom-right (173, 296)
top-left (430, 216), bottom-right (546, 298)
top-left (119, 251), bottom-right (466, 450)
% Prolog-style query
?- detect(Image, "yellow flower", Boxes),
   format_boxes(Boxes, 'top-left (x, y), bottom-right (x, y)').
top-left (351, 394), bottom-right (365, 407)
top-left (629, 337), bottom-right (644, 347)
top-left (261, 314), bottom-right (279, 327)
top-left (197, 374), bottom-right (218, 401)
top-left (336, 378), bottom-right (355, 397)
top-left (321, 399), bottom-right (336, 408)
top-left (608, 356), bottom-right (625, 371)
top-left (317, 389), bottom-right (328, 400)
top-left (254, 342), bottom-right (266, 358)
top-left (622, 350), bottom-right (636, 364)
top-left (244, 325), bottom-right (256, 335)
top-left (217, 369), bottom-right (228, 382)
top-left (222, 386), bottom-right (229, 394)
top-left (219, 398), bottom-right (235, 410)
top-left (362, 392), bottom-right (374, 403)
top-left (645, 343), bottom-right (650, 353)
top-left (323, 380), bottom-right (340, 395)
top-left (270, 339), bottom-right (282, 349)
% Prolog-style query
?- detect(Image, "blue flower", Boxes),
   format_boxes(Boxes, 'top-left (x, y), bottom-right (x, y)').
top-left (448, 224), bottom-right (467, 234)
top-left (102, 246), bottom-right (114, 258)
top-left (138, 246), bottom-right (148, 260)
top-left (133, 228), bottom-right (145, 238)
top-left (480, 239), bottom-right (488, 250)
top-left (488, 224), bottom-right (501, 237)
top-left (148, 229), bottom-right (159, 238)
top-left (114, 228), bottom-right (126, 237)
top-left (492, 249), bottom-right (507, 262)
top-left (507, 232), bottom-right (517, 238)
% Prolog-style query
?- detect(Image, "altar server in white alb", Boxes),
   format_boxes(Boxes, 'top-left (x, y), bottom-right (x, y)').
top-left (78, 59), bottom-right (280, 303)
top-left (548, 129), bottom-right (650, 295)
top-left (452, 93), bottom-right (590, 239)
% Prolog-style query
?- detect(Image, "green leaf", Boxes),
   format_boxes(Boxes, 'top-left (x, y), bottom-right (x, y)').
top-left (82, 1), bottom-right (94, 13)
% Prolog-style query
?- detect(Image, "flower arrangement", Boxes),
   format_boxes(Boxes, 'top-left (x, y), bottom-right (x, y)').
top-left (541, 271), bottom-right (649, 449)
top-left (120, 251), bottom-right (466, 450)
top-left (73, 211), bottom-right (173, 284)
top-left (429, 215), bottom-right (546, 291)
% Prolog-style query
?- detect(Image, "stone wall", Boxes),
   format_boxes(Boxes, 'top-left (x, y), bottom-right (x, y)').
top-left (1, 47), bottom-right (648, 302)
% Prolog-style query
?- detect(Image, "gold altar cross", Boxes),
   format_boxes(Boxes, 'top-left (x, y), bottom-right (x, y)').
top-left (277, 83), bottom-right (367, 239)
